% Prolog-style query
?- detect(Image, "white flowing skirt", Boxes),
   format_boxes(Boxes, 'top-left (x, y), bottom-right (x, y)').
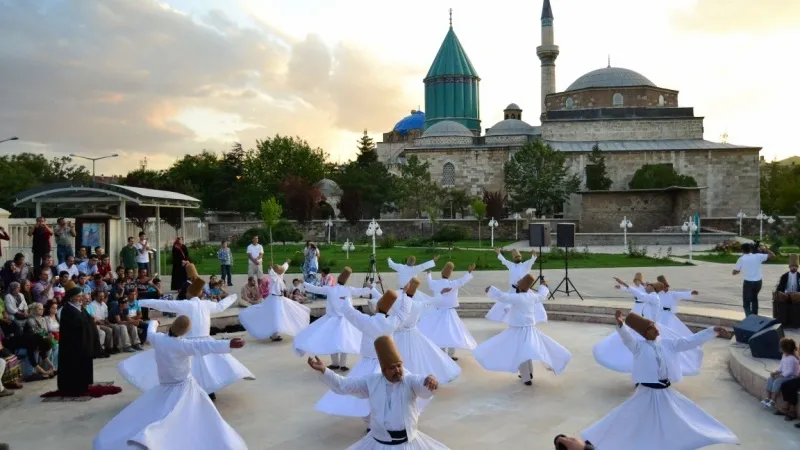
top-left (592, 324), bottom-right (703, 376)
top-left (485, 302), bottom-right (510, 323)
top-left (347, 431), bottom-right (449, 450)
top-left (473, 325), bottom-right (571, 375)
top-left (417, 308), bottom-right (477, 350)
top-left (293, 314), bottom-right (362, 357)
top-left (239, 295), bottom-right (310, 339)
top-left (92, 378), bottom-right (247, 450)
top-left (658, 311), bottom-right (694, 337)
top-left (581, 386), bottom-right (739, 450)
top-left (393, 327), bottom-right (461, 384)
top-left (118, 342), bottom-right (255, 394)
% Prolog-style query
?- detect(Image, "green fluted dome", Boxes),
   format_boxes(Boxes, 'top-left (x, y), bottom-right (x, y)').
top-left (425, 27), bottom-right (479, 79)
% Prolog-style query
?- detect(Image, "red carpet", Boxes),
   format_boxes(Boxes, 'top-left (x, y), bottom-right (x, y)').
top-left (41, 384), bottom-right (122, 398)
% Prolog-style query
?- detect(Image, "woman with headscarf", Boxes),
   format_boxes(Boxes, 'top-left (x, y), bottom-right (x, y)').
top-left (0, 336), bottom-right (24, 395)
top-left (259, 275), bottom-right (271, 299)
top-left (23, 303), bottom-right (56, 379)
top-left (170, 237), bottom-right (191, 291)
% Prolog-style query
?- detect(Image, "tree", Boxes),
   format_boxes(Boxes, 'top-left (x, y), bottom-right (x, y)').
top-left (121, 169), bottom-right (162, 230)
top-left (260, 197), bottom-right (282, 264)
top-left (760, 161), bottom-right (800, 215)
top-left (355, 129), bottom-right (379, 166)
top-left (504, 140), bottom-right (581, 216)
top-left (394, 155), bottom-right (439, 217)
top-left (628, 163), bottom-right (698, 190)
top-left (279, 175), bottom-right (323, 224)
top-left (333, 130), bottom-right (393, 218)
top-left (338, 189), bottom-right (364, 225)
top-left (483, 190), bottom-right (506, 219)
top-left (0, 153), bottom-right (91, 214)
top-left (585, 143), bottom-right (613, 190)
top-left (470, 198), bottom-right (486, 246)
top-left (444, 188), bottom-right (470, 219)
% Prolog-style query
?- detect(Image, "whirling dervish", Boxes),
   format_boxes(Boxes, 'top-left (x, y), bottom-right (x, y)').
top-left (387, 255), bottom-right (439, 289)
top-left (294, 267), bottom-right (369, 372)
top-left (474, 275), bottom-right (572, 386)
top-left (391, 277), bottom-right (461, 385)
top-left (582, 311), bottom-right (738, 450)
top-left (118, 264), bottom-right (255, 399)
top-left (238, 260), bottom-right (310, 341)
top-left (592, 276), bottom-right (702, 376)
top-left (654, 275), bottom-right (699, 337)
top-left (486, 248), bottom-right (543, 323)
top-left (95, 317), bottom-right (248, 450)
top-left (418, 263), bottom-right (478, 361)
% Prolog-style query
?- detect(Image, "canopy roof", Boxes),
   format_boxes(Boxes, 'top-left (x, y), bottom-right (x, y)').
top-left (13, 182), bottom-right (201, 208)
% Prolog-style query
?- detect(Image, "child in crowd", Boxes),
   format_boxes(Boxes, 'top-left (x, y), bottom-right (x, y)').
top-left (217, 240), bottom-right (233, 287)
top-left (75, 247), bottom-right (88, 265)
top-left (762, 337), bottom-right (800, 408)
top-left (208, 280), bottom-right (227, 301)
top-left (289, 279), bottom-right (306, 303)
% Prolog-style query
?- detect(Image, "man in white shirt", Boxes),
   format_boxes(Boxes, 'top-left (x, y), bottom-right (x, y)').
top-left (733, 242), bottom-right (776, 316)
top-left (135, 231), bottom-right (152, 273)
top-left (77, 255), bottom-right (99, 277)
top-left (246, 236), bottom-right (264, 278)
top-left (56, 255), bottom-right (80, 280)
top-left (89, 291), bottom-right (115, 357)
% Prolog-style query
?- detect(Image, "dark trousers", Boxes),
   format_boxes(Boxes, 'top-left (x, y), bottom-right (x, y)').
top-left (781, 376), bottom-right (800, 406)
top-left (220, 264), bottom-right (232, 285)
top-left (56, 245), bottom-right (73, 265)
top-left (743, 280), bottom-right (762, 316)
top-left (32, 249), bottom-right (48, 274)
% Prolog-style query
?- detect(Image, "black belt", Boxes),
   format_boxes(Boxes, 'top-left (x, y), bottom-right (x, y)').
top-left (663, 307), bottom-right (672, 311)
top-left (373, 429), bottom-right (408, 446)
top-left (634, 300), bottom-right (643, 304)
top-left (640, 380), bottom-right (671, 389)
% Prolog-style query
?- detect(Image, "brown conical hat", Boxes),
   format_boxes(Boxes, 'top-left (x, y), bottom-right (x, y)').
top-left (633, 272), bottom-right (643, 284)
top-left (406, 255), bottom-right (416, 266)
top-left (656, 275), bottom-right (669, 287)
top-left (374, 335), bottom-right (402, 370)
top-left (338, 267), bottom-right (352, 284)
top-left (441, 262), bottom-right (454, 279)
top-left (789, 254), bottom-right (799, 266)
top-left (376, 290), bottom-right (399, 314)
top-left (405, 277), bottom-right (421, 297)
top-left (516, 273), bottom-right (536, 292)
top-left (187, 278), bottom-right (205, 298)
top-left (185, 263), bottom-right (199, 281)
top-left (511, 249), bottom-right (521, 259)
top-left (625, 312), bottom-right (655, 339)
top-left (650, 281), bottom-right (665, 293)
top-left (169, 315), bottom-right (192, 337)
top-left (271, 264), bottom-right (286, 275)
top-left (64, 280), bottom-right (81, 299)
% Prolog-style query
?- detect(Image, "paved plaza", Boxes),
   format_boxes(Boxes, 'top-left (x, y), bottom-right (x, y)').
top-left (1, 319), bottom-right (798, 449)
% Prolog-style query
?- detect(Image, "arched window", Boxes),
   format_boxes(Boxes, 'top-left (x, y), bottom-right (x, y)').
top-left (565, 97), bottom-right (574, 109)
top-left (441, 162), bottom-right (455, 187)
top-left (613, 93), bottom-right (624, 107)
top-left (658, 95), bottom-right (665, 106)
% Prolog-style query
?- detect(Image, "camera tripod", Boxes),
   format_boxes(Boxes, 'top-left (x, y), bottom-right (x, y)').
top-left (548, 247), bottom-right (583, 300)
top-left (365, 254), bottom-right (385, 294)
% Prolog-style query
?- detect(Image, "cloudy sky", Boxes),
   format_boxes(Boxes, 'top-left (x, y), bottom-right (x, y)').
top-left (0, 0), bottom-right (797, 174)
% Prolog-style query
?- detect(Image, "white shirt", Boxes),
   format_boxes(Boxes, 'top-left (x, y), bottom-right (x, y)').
top-left (138, 295), bottom-right (238, 338)
top-left (427, 272), bottom-right (473, 309)
top-left (90, 300), bottom-right (109, 321)
top-left (303, 283), bottom-right (373, 317)
top-left (145, 320), bottom-right (231, 385)
top-left (246, 244), bottom-right (264, 263)
top-left (734, 253), bottom-right (769, 281)
top-left (342, 290), bottom-right (410, 358)
top-left (497, 254), bottom-right (536, 289)
top-left (135, 241), bottom-right (151, 263)
top-left (56, 262), bottom-right (79, 279)
top-left (387, 258), bottom-right (436, 289)
top-left (487, 286), bottom-right (548, 327)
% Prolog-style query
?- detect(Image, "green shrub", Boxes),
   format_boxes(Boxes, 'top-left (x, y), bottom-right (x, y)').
top-left (433, 225), bottom-right (470, 244)
top-left (380, 233), bottom-right (397, 249)
top-left (405, 237), bottom-right (433, 247)
top-left (273, 220), bottom-right (303, 244)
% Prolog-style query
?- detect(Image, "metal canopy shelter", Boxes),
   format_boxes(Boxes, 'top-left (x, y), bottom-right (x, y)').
top-left (13, 182), bottom-right (201, 275)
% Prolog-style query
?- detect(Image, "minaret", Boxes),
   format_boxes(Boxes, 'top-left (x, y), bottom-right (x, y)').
top-left (536, 0), bottom-right (559, 121)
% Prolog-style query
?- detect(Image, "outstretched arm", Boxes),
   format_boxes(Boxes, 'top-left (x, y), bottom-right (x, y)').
top-left (138, 299), bottom-right (191, 314)
top-left (669, 327), bottom-right (719, 353)
top-left (408, 373), bottom-right (437, 399)
top-left (341, 299), bottom-right (376, 332)
top-left (177, 337), bottom-right (234, 358)
top-left (496, 252), bottom-right (514, 270)
top-left (347, 286), bottom-right (375, 297)
top-left (411, 259), bottom-right (436, 276)
top-left (209, 294), bottom-right (238, 313)
top-left (387, 258), bottom-right (403, 272)
top-left (487, 286), bottom-right (523, 306)
top-left (304, 283), bottom-right (327, 295)
top-left (146, 319), bottom-right (161, 343)
top-left (319, 367), bottom-right (369, 398)
top-left (452, 272), bottom-right (473, 289)
top-left (523, 255), bottom-right (537, 271)
top-left (615, 317), bottom-right (641, 355)
top-left (670, 290), bottom-right (697, 301)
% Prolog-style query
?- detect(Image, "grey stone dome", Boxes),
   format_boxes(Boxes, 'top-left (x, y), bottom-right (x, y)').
top-left (566, 67), bottom-right (655, 92)
top-left (486, 119), bottom-right (536, 136)
top-left (505, 103), bottom-right (521, 110)
top-left (421, 120), bottom-right (474, 138)
top-left (315, 178), bottom-right (342, 197)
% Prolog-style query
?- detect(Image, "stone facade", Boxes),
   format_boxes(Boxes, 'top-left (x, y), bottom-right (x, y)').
top-left (546, 87), bottom-right (678, 111)
top-left (542, 118), bottom-right (704, 141)
top-left (403, 147), bottom-right (510, 197)
top-left (579, 189), bottom-right (702, 233)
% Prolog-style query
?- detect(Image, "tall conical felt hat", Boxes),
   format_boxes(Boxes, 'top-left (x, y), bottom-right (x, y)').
top-left (376, 290), bottom-right (399, 314)
top-left (170, 315), bottom-right (192, 337)
top-left (511, 249), bottom-right (521, 259)
top-left (64, 280), bottom-right (81, 300)
top-left (625, 312), bottom-right (655, 339)
top-left (185, 263), bottom-right (199, 281)
top-left (187, 278), bottom-right (206, 298)
top-left (650, 281), bottom-right (665, 293)
top-left (789, 254), bottom-right (799, 266)
top-left (374, 335), bottom-right (402, 370)
top-left (271, 264), bottom-right (286, 275)
top-left (338, 267), bottom-right (352, 284)
top-left (441, 262), bottom-right (454, 279)
top-left (656, 275), bottom-right (668, 287)
top-left (517, 273), bottom-right (536, 292)
top-left (406, 255), bottom-right (416, 266)
top-left (633, 272), bottom-right (643, 284)
top-left (405, 277), bottom-right (421, 297)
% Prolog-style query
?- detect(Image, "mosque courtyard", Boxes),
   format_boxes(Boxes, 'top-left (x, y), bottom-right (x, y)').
top-left (1, 318), bottom-right (797, 449)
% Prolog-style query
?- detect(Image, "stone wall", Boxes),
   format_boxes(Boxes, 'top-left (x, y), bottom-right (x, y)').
top-left (546, 87), bottom-right (678, 111)
top-left (700, 217), bottom-right (792, 236)
top-left (579, 189), bottom-right (702, 232)
top-left (403, 147), bottom-right (511, 197)
top-left (542, 118), bottom-right (704, 141)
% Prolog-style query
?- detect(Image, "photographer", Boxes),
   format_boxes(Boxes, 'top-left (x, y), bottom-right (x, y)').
top-left (27, 217), bottom-right (53, 273)
top-left (733, 242), bottom-right (775, 316)
top-left (302, 241), bottom-right (320, 281)
top-left (53, 218), bottom-right (76, 265)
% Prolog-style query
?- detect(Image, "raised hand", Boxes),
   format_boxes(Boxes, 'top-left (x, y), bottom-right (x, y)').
top-left (484, 286), bottom-right (491, 293)
top-left (614, 285), bottom-right (621, 290)
top-left (713, 327), bottom-right (732, 339)
top-left (467, 263), bottom-right (476, 273)
top-left (423, 375), bottom-right (438, 392)
top-left (531, 249), bottom-right (537, 256)
top-left (307, 356), bottom-right (326, 373)
top-left (229, 338), bottom-right (246, 349)
top-left (613, 277), bottom-right (626, 285)
top-left (615, 310), bottom-right (624, 326)
top-left (493, 248), bottom-right (501, 255)
top-left (433, 255), bottom-right (440, 262)
top-left (691, 290), bottom-right (699, 295)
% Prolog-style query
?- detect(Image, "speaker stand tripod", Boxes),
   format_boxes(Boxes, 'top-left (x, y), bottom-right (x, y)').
top-left (532, 246), bottom-right (545, 287)
top-left (365, 254), bottom-right (384, 294)
top-left (548, 247), bottom-right (583, 300)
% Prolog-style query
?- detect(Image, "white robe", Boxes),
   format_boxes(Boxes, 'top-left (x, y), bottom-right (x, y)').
top-left (417, 273), bottom-right (477, 351)
top-left (319, 369), bottom-right (448, 450)
top-left (657, 289), bottom-right (695, 337)
top-left (473, 286), bottom-right (572, 375)
top-left (315, 290), bottom-right (412, 417)
top-left (582, 325), bottom-right (739, 450)
top-left (94, 321), bottom-right (247, 450)
top-left (486, 253), bottom-right (547, 323)
top-left (118, 295), bottom-right (255, 394)
top-left (387, 258), bottom-right (436, 289)
top-left (293, 283), bottom-right (369, 356)
top-left (239, 263), bottom-right (310, 339)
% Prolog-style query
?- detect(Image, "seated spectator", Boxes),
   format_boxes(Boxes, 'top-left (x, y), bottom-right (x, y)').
top-left (777, 254), bottom-right (799, 294)
top-left (202, 275), bottom-right (220, 298)
top-left (32, 270), bottom-right (56, 305)
top-left (90, 291), bottom-right (117, 356)
top-left (94, 246), bottom-right (105, 260)
top-left (97, 255), bottom-right (114, 282)
top-left (0, 338), bottom-right (24, 394)
top-left (0, 290), bottom-right (23, 348)
top-left (1, 253), bottom-right (32, 292)
top-left (89, 273), bottom-right (109, 295)
top-left (762, 338), bottom-right (800, 409)
top-left (239, 276), bottom-right (261, 308)
top-left (108, 293), bottom-right (142, 352)
top-left (123, 268), bottom-right (137, 293)
top-left (258, 276), bottom-right (270, 299)
top-left (43, 300), bottom-right (59, 341)
top-left (76, 273), bottom-right (92, 298)
top-left (113, 265), bottom-right (125, 282)
top-left (52, 271), bottom-right (70, 303)
top-left (318, 267), bottom-right (335, 287)
top-left (289, 278), bottom-right (307, 303)
top-left (120, 290), bottom-right (147, 348)
top-left (55, 255), bottom-right (79, 280)
top-left (4, 282), bottom-right (29, 330)
top-left (77, 255), bottom-right (99, 277)
top-left (208, 280), bottom-right (227, 301)
top-left (19, 280), bottom-right (33, 307)
top-left (75, 246), bottom-right (88, 265)
top-left (37, 255), bottom-right (57, 282)
top-left (23, 303), bottom-right (56, 380)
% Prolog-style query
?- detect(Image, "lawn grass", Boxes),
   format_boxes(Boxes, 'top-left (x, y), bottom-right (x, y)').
top-left (161, 244), bottom-right (687, 276)
top-left (687, 253), bottom-right (794, 265)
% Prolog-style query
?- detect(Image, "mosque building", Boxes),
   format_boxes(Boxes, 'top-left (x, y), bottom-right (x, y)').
top-left (376, 0), bottom-right (761, 220)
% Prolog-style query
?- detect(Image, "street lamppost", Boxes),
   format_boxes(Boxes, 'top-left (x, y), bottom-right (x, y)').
top-left (69, 153), bottom-right (119, 181)
top-left (366, 219), bottom-right (383, 256)
top-left (324, 217), bottom-right (333, 245)
top-left (681, 219), bottom-right (699, 261)
top-left (755, 210), bottom-right (775, 240)
top-left (488, 217), bottom-right (498, 248)
top-left (513, 213), bottom-right (521, 241)
top-left (736, 210), bottom-right (746, 236)
top-left (0, 136), bottom-right (19, 144)
top-left (619, 216), bottom-right (632, 251)
top-left (196, 221), bottom-right (206, 244)
top-left (342, 239), bottom-right (355, 259)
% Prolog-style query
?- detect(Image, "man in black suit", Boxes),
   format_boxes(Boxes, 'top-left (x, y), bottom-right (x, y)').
top-left (776, 254), bottom-right (799, 294)
top-left (57, 281), bottom-right (95, 395)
